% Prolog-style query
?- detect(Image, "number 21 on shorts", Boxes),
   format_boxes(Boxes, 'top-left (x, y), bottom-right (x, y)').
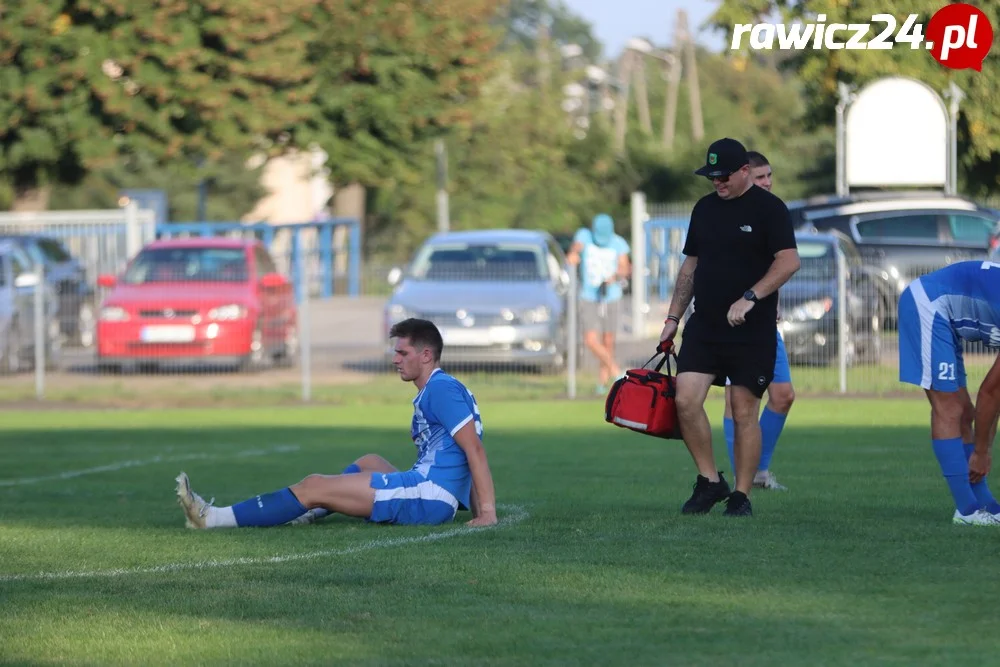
top-left (938, 362), bottom-right (956, 381)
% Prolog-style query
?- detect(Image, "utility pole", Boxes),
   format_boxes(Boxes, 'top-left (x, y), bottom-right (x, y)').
top-left (678, 10), bottom-right (704, 142)
top-left (662, 45), bottom-right (682, 149)
top-left (613, 50), bottom-right (634, 155)
top-left (435, 139), bottom-right (449, 233)
top-left (633, 56), bottom-right (652, 136)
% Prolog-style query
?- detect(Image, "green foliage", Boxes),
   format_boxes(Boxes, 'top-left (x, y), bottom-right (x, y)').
top-left (302, 0), bottom-right (507, 189)
top-left (503, 0), bottom-right (604, 60)
top-left (617, 46), bottom-right (833, 202)
top-left (363, 45), bottom-right (632, 260)
top-left (0, 0), bottom-right (317, 206)
top-left (46, 151), bottom-right (267, 223)
top-left (707, 0), bottom-right (1000, 195)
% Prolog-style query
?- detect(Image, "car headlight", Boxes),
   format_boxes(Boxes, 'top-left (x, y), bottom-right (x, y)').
top-left (207, 304), bottom-right (248, 320)
top-left (99, 306), bottom-right (129, 322)
top-left (788, 298), bottom-right (833, 322)
top-left (520, 306), bottom-right (551, 324)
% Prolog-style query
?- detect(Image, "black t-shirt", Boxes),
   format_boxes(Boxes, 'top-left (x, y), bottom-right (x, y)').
top-left (682, 185), bottom-right (796, 343)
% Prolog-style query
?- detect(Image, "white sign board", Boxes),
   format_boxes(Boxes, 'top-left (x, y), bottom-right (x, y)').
top-left (845, 77), bottom-right (948, 188)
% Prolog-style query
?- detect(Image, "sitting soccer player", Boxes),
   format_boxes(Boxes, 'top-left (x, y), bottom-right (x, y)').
top-left (898, 260), bottom-right (1000, 526)
top-left (175, 318), bottom-right (499, 529)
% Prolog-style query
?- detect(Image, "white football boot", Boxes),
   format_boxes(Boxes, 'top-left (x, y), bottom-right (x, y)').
top-left (175, 472), bottom-right (215, 529)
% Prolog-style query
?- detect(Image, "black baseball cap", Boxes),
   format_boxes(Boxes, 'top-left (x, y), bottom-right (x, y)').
top-left (694, 138), bottom-right (749, 178)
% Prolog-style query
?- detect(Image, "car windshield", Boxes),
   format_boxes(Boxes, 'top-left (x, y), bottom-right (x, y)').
top-left (123, 247), bottom-right (248, 284)
top-left (793, 241), bottom-right (836, 280)
top-left (409, 243), bottom-right (548, 282)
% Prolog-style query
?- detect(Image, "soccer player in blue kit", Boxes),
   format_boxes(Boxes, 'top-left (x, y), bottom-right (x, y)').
top-left (898, 260), bottom-right (1000, 526)
top-left (175, 318), bottom-right (499, 529)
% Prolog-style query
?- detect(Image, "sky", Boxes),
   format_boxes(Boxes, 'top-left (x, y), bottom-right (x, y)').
top-left (562, 0), bottom-right (727, 59)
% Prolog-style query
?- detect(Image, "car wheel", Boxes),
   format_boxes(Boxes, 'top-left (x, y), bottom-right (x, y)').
top-left (830, 322), bottom-right (857, 367)
top-left (537, 348), bottom-right (566, 375)
top-left (274, 325), bottom-right (299, 368)
top-left (1, 321), bottom-right (22, 375)
top-left (97, 359), bottom-right (122, 374)
top-left (860, 312), bottom-right (883, 364)
top-left (75, 301), bottom-right (96, 348)
top-left (240, 326), bottom-right (267, 372)
top-left (45, 318), bottom-right (62, 371)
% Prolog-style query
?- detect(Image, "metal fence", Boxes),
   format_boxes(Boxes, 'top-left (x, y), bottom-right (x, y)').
top-left (3, 201), bottom-right (998, 404)
top-left (633, 195), bottom-right (999, 397)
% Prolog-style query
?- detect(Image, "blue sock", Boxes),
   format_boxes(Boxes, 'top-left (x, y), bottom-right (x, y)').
top-left (964, 443), bottom-right (1000, 514)
top-left (932, 438), bottom-right (979, 516)
top-left (232, 488), bottom-right (307, 527)
top-left (758, 407), bottom-right (788, 472)
top-left (342, 463), bottom-right (361, 475)
top-left (723, 417), bottom-right (735, 477)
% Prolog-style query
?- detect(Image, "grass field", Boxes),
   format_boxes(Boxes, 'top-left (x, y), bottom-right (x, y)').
top-left (2, 398), bottom-right (999, 666)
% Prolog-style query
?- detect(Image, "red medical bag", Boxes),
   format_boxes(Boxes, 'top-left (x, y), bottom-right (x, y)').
top-left (604, 342), bottom-right (682, 440)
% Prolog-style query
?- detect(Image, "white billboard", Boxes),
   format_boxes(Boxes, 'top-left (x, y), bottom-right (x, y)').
top-left (845, 77), bottom-right (948, 188)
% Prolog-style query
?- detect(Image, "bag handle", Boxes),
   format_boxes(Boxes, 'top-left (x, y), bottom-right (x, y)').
top-left (640, 340), bottom-right (676, 375)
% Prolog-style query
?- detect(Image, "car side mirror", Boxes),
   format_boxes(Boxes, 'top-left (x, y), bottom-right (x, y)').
top-left (14, 272), bottom-right (40, 289)
top-left (387, 267), bottom-right (402, 287)
top-left (97, 274), bottom-right (117, 288)
top-left (260, 272), bottom-right (288, 288)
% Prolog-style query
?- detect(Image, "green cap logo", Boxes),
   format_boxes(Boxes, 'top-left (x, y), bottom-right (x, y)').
top-left (708, 153), bottom-right (718, 165)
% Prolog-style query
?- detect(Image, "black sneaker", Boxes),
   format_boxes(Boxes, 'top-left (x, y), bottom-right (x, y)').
top-left (681, 472), bottom-right (731, 514)
top-left (723, 491), bottom-right (753, 517)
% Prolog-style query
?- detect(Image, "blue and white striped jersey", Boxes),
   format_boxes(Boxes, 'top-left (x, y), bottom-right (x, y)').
top-left (918, 261), bottom-right (1000, 346)
top-left (409, 369), bottom-right (482, 508)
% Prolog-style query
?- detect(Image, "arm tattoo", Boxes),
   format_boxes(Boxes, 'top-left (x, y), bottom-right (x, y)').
top-left (669, 268), bottom-right (695, 316)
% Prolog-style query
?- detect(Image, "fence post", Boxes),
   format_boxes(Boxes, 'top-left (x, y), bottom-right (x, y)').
top-left (566, 269), bottom-right (578, 399)
top-left (348, 220), bottom-right (360, 297)
top-left (124, 201), bottom-right (141, 260)
top-left (33, 263), bottom-right (45, 400)
top-left (298, 247), bottom-right (312, 403)
top-left (837, 247), bottom-right (848, 393)
top-left (630, 191), bottom-right (647, 340)
top-left (320, 223), bottom-right (333, 298)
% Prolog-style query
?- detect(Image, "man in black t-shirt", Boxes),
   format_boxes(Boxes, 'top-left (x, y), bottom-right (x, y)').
top-left (659, 138), bottom-right (800, 517)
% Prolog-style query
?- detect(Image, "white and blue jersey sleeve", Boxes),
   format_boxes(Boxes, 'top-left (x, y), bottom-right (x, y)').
top-left (898, 261), bottom-right (1000, 391)
top-left (409, 370), bottom-right (482, 508)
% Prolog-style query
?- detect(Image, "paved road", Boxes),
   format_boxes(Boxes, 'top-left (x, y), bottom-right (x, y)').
top-left (57, 297), bottom-right (664, 375)
top-left (59, 297), bottom-right (915, 376)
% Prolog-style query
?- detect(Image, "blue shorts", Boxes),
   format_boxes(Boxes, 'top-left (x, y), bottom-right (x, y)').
top-left (368, 470), bottom-right (459, 525)
top-left (898, 280), bottom-right (966, 392)
top-left (725, 330), bottom-right (792, 386)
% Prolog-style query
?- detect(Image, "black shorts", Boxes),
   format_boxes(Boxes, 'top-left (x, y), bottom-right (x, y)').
top-left (676, 336), bottom-right (777, 399)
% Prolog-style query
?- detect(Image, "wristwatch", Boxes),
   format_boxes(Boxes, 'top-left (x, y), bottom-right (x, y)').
top-left (743, 289), bottom-right (758, 303)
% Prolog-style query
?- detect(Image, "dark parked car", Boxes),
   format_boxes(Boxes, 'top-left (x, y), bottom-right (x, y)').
top-left (789, 192), bottom-right (1000, 327)
top-left (0, 234), bottom-right (96, 348)
top-left (779, 231), bottom-right (885, 366)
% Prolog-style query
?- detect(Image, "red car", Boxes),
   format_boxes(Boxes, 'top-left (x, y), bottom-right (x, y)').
top-left (96, 237), bottom-right (298, 371)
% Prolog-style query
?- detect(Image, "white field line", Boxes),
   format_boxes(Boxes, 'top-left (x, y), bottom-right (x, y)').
top-left (0, 504), bottom-right (529, 583)
top-left (0, 445), bottom-right (300, 488)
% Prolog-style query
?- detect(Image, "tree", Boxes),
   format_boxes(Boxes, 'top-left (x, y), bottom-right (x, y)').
top-left (503, 0), bottom-right (604, 61)
top-left (46, 151), bottom-right (267, 223)
top-left (0, 0), bottom-right (318, 209)
top-left (302, 0), bottom-right (507, 192)
top-left (363, 52), bottom-right (614, 259)
top-left (707, 0), bottom-right (1000, 195)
